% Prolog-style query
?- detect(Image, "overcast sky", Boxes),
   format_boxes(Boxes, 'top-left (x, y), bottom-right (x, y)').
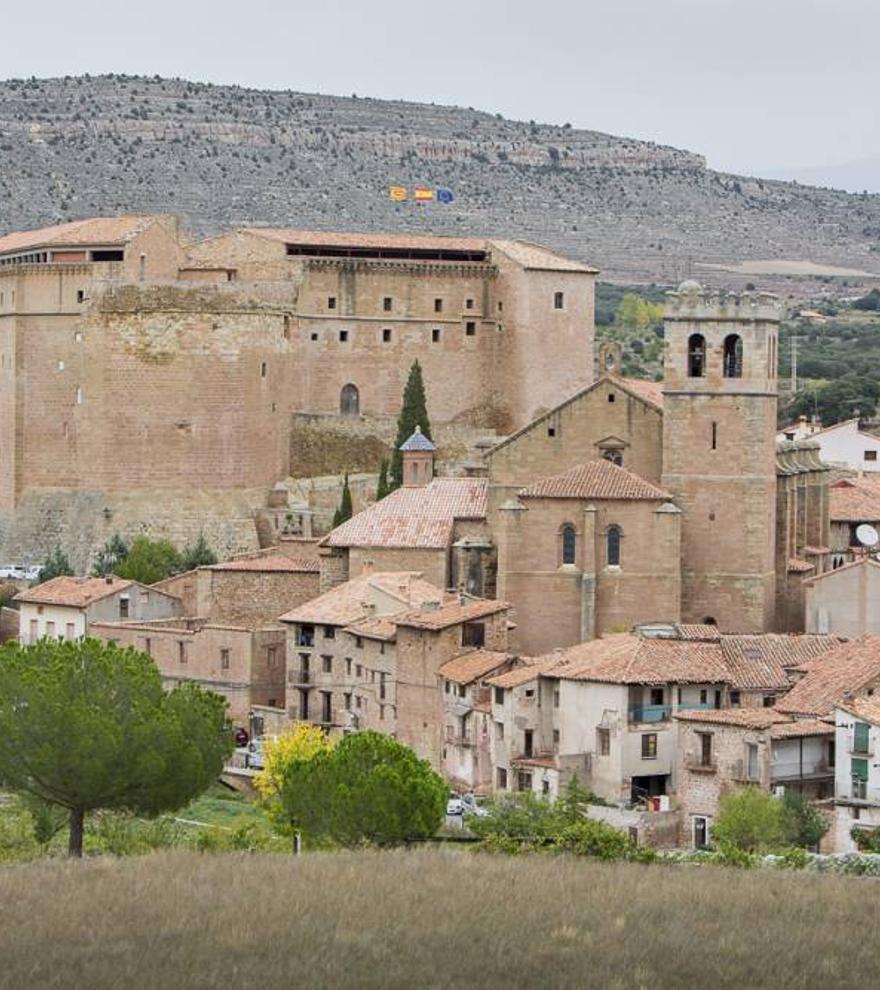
top-left (4, 0), bottom-right (879, 181)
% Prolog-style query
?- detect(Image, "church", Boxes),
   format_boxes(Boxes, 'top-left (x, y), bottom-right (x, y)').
top-left (322, 281), bottom-right (831, 656)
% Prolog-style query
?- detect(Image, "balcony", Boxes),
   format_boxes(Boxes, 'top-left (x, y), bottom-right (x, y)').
top-left (684, 753), bottom-right (717, 773)
top-left (628, 702), bottom-right (717, 724)
top-left (771, 759), bottom-right (833, 783)
top-left (288, 669), bottom-right (311, 685)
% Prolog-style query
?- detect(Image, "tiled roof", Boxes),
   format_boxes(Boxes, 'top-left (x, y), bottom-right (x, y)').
top-left (769, 718), bottom-right (834, 739)
top-left (439, 650), bottom-right (511, 685)
top-left (720, 634), bottom-right (842, 691)
top-left (677, 624), bottom-right (722, 642)
top-left (675, 708), bottom-right (792, 730)
top-left (0, 215), bottom-right (158, 255)
top-left (511, 754), bottom-right (559, 769)
top-left (490, 240), bottom-right (598, 274)
top-left (775, 637), bottom-right (880, 716)
top-left (621, 377), bottom-right (664, 410)
top-left (487, 657), bottom-right (555, 689)
top-left (519, 460), bottom-right (671, 501)
top-left (243, 228), bottom-right (488, 253)
top-left (399, 426), bottom-right (436, 452)
top-left (543, 634), bottom-right (729, 685)
top-left (838, 696), bottom-right (880, 725)
top-left (15, 575), bottom-right (135, 608)
top-left (344, 617), bottom-right (398, 642)
top-left (324, 477), bottom-right (487, 549)
top-left (208, 553), bottom-right (319, 573)
top-left (830, 477), bottom-right (880, 523)
top-left (787, 559), bottom-right (815, 574)
top-left (278, 572), bottom-right (446, 626)
top-left (395, 598), bottom-right (508, 631)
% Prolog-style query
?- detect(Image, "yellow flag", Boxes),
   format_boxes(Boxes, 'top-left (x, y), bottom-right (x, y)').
top-left (413, 187), bottom-right (434, 201)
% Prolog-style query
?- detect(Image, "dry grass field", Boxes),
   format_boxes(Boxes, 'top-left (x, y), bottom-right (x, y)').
top-left (0, 848), bottom-right (875, 990)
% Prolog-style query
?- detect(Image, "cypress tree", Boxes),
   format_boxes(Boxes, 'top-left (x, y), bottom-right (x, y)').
top-left (390, 360), bottom-right (432, 489)
top-left (332, 473), bottom-right (353, 529)
top-left (375, 459), bottom-right (390, 501)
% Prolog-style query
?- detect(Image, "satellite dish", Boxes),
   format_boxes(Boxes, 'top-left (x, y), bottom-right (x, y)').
top-left (856, 524), bottom-right (879, 548)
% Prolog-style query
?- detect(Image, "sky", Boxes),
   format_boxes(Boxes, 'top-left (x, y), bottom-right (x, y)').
top-left (3, 0), bottom-right (879, 185)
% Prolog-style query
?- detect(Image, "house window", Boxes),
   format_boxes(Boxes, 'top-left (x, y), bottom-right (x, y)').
top-left (434, 298), bottom-right (443, 313)
top-left (66, 623), bottom-right (75, 640)
top-left (143, 637), bottom-right (151, 656)
top-left (119, 596), bottom-right (130, 619)
top-left (380, 673), bottom-right (388, 701)
top-left (723, 335), bottom-right (743, 378)
top-left (432, 328), bottom-right (441, 343)
top-left (340, 383), bottom-right (359, 416)
top-left (553, 689), bottom-right (560, 709)
top-left (283, 315), bottom-right (290, 338)
top-left (462, 622), bottom-right (485, 648)
top-left (355, 636), bottom-right (363, 649)
top-left (524, 729), bottom-right (534, 757)
top-left (466, 298), bottom-right (474, 310)
top-left (747, 743), bottom-right (759, 780)
top-left (383, 297), bottom-right (392, 312)
top-left (552, 729), bottom-right (560, 751)
top-left (76, 289), bottom-right (85, 303)
top-left (698, 732), bottom-right (713, 767)
top-left (344, 692), bottom-right (352, 711)
top-left (494, 687), bottom-right (504, 706)
top-left (267, 647), bottom-right (278, 668)
top-left (517, 771), bottom-right (533, 792)
top-left (322, 655), bottom-right (332, 674)
top-left (854, 721), bottom-right (871, 754)
top-left (852, 757), bottom-right (869, 799)
top-left (338, 330), bottom-right (349, 343)
top-left (495, 721), bottom-right (504, 741)
top-left (597, 727), bottom-right (610, 755)
top-left (553, 291), bottom-right (564, 310)
top-left (650, 688), bottom-right (665, 707)
top-left (688, 334), bottom-right (706, 378)
top-left (46, 620), bottom-right (55, 637)
top-left (730, 690), bottom-right (741, 707)
top-left (328, 296), bottom-right (336, 310)
top-left (324, 626), bottom-right (335, 640)
top-left (355, 695), bottom-right (362, 710)
top-left (321, 691), bottom-right (332, 724)
top-left (345, 658), bottom-right (352, 676)
top-left (465, 321), bottom-right (476, 336)
top-left (699, 689), bottom-right (707, 705)
top-left (866, 451), bottom-right (878, 463)
top-left (642, 733), bottom-right (658, 759)
top-left (356, 664), bottom-right (362, 678)
top-left (299, 690), bottom-right (310, 721)
top-left (606, 525), bottom-right (622, 567)
top-left (711, 422), bottom-right (717, 451)
top-left (763, 695), bottom-right (776, 708)
top-left (693, 816), bottom-right (710, 850)
top-left (260, 361), bottom-right (267, 378)
top-left (561, 524), bottom-right (576, 566)
top-left (382, 328), bottom-right (392, 343)
top-left (178, 641), bottom-right (187, 664)
top-left (220, 648), bottom-right (230, 670)
top-left (497, 767), bottom-right (508, 790)
top-left (444, 681), bottom-right (450, 695)
top-left (310, 332), bottom-right (319, 342)
top-left (29, 618), bottom-right (38, 642)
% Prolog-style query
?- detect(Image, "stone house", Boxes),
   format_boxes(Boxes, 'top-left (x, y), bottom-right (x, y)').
top-left (438, 650), bottom-right (516, 794)
top-left (774, 636), bottom-right (880, 720)
top-left (90, 617), bottom-right (286, 725)
top-left (804, 558), bottom-right (880, 637)
top-left (15, 575), bottom-right (181, 642)
top-left (832, 697), bottom-right (880, 853)
top-left (827, 476), bottom-right (880, 566)
top-left (674, 708), bottom-right (834, 850)
top-left (278, 569), bottom-right (510, 768)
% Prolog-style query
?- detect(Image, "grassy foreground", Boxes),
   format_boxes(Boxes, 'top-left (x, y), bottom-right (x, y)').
top-left (0, 849), bottom-right (876, 989)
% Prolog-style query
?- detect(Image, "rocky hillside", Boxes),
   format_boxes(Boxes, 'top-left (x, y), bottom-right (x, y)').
top-left (2, 74), bottom-right (880, 285)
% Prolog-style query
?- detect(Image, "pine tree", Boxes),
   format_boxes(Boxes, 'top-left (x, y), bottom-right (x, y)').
top-left (91, 533), bottom-right (130, 578)
top-left (36, 547), bottom-right (74, 585)
top-left (181, 532), bottom-right (217, 570)
top-left (332, 473), bottom-right (353, 529)
top-left (375, 459), bottom-right (390, 501)
top-left (390, 360), bottom-right (432, 489)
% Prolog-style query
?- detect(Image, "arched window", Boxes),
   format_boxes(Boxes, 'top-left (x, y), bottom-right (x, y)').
top-left (607, 525), bottom-right (621, 567)
top-left (340, 383), bottom-right (359, 416)
top-left (561, 524), bottom-right (576, 566)
top-left (723, 335), bottom-right (743, 378)
top-left (687, 334), bottom-right (706, 378)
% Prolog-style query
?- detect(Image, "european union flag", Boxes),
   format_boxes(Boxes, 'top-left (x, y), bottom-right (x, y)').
top-left (436, 188), bottom-right (455, 204)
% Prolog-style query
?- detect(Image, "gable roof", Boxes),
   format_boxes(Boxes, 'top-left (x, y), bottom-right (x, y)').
top-left (438, 650), bottom-right (511, 685)
top-left (720, 634), bottom-right (843, 691)
top-left (278, 571), bottom-right (445, 626)
top-left (542, 634), bottom-right (730, 685)
top-left (487, 374), bottom-right (663, 457)
top-left (323, 477), bottom-right (487, 550)
top-left (486, 656), bottom-right (558, 689)
top-left (675, 708), bottom-right (793, 730)
top-left (15, 575), bottom-right (136, 608)
top-left (490, 240), bottom-right (598, 274)
top-left (0, 215), bottom-right (160, 256)
top-left (838, 695), bottom-right (880, 726)
top-left (394, 598), bottom-right (508, 631)
top-left (775, 637), bottom-right (880, 716)
top-left (519, 459), bottom-right (670, 501)
top-left (830, 476), bottom-right (880, 523)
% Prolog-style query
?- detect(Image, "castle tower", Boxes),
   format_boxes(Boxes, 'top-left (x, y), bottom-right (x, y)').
top-left (400, 425), bottom-right (436, 487)
top-left (661, 282), bottom-right (781, 631)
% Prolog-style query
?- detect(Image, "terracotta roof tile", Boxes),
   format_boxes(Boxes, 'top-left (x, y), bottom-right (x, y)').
top-left (325, 477), bottom-right (487, 549)
top-left (675, 708), bottom-right (792, 729)
top-left (344, 617), bottom-right (398, 642)
top-left (788, 558), bottom-right (816, 573)
top-left (542, 634), bottom-right (729, 685)
top-left (15, 575), bottom-right (135, 608)
top-left (278, 572), bottom-right (446, 626)
top-left (438, 650), bottom-right (511, 685)
top-left (838, 696), bottom-right (880, 725)
top-left (487, 657), bottom-right (555, 689)
top-left (620, 377), bottom-right (664, 410)
top-left (243, 228), bottom-right (488, 253)
top-left (677, 624), bottom-right (722, 641)
top-left (775, 637), bottom-right (880, 716)
top-left (519, 460), bottom-right (671, 501)
top-left (720, 634), bottom-right (842, 691)
top-left (491, 240), bottom-right (598, 274)
top-left (830, 477), bottom-right (880, 523)
top-left (395, 598), bottom-right (508, 631)
top-left (208, 553), bottom-right (319, 574)
top-left (0, 215), bottom-right (159, 255)
top-left (511, 754), bottom-right (559, 769)
top-left (769, 718), bottom-right (834, 739)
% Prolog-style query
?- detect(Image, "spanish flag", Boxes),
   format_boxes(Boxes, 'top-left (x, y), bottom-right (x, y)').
top-left (389, 186), bottom-right (408, 202)
top-left (413, 187), bottom-right (435, 201)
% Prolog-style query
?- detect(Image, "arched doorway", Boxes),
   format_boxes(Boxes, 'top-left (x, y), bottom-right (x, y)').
top-left (340, 383), bottom-right (359, 417)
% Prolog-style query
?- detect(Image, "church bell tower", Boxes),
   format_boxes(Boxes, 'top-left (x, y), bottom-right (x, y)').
top-left (661, 282), bottom-right (781, 632)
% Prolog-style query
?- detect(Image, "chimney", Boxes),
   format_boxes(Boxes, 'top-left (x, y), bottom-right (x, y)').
top-left (105, 575), bottom-right (113, 585)
top-left (399, 425), bottom-right (436, 488)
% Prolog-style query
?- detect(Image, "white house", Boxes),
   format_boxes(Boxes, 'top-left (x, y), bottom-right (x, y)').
top-left (787, 418), bottom-right (880, 473)
top-left (14, 575), bottom-right (181, 643)
top-left (804, 558), bottom-right (880, 637)
top-left (832, 698), bottom-right (880, 853)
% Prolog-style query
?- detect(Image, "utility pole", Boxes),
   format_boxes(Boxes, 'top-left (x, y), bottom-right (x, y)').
top-left (789, 334), bottom-right (805, 395)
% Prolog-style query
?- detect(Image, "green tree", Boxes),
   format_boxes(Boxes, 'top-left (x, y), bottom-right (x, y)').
top-left (785, 374), bottom-right (880, 426)
top-left (711, 788), bottom-right (785, 854)
top-left (275, 730), bottom-right (446, 848)
top-left (180, 532), bottom-right (217, 571)
top-left (115, 535), bottom-right (182, 585)
top-left (375, 459), bottom-right (390, 501)
top-left (615, 292), bottom-right (664, 332)
top-left (0, 638), bottom-right (231, 856)
top-left (91, 533), bottom-right (130, 577)
top-left (390, 360), bottom-right (432, 490)
top-left (332, 474), bottom-right (353, 529)
top-left (36, 547), bottom-right (73, 585)
top-left (781, 791), bottom-right (829, 849)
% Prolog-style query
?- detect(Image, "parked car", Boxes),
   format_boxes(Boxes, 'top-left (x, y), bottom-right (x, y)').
top-left (462, 793), bottom-right (490, 818)
top-left (21, 565), bottom-right (43, 582)
top-left (446, 795), bottom-right (464, 816)
top-left (0, 564), bottom-right (26, 580)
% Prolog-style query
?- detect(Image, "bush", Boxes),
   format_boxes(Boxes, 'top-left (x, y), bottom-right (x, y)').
top-left (711, 789), bottom-right (787, 854)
